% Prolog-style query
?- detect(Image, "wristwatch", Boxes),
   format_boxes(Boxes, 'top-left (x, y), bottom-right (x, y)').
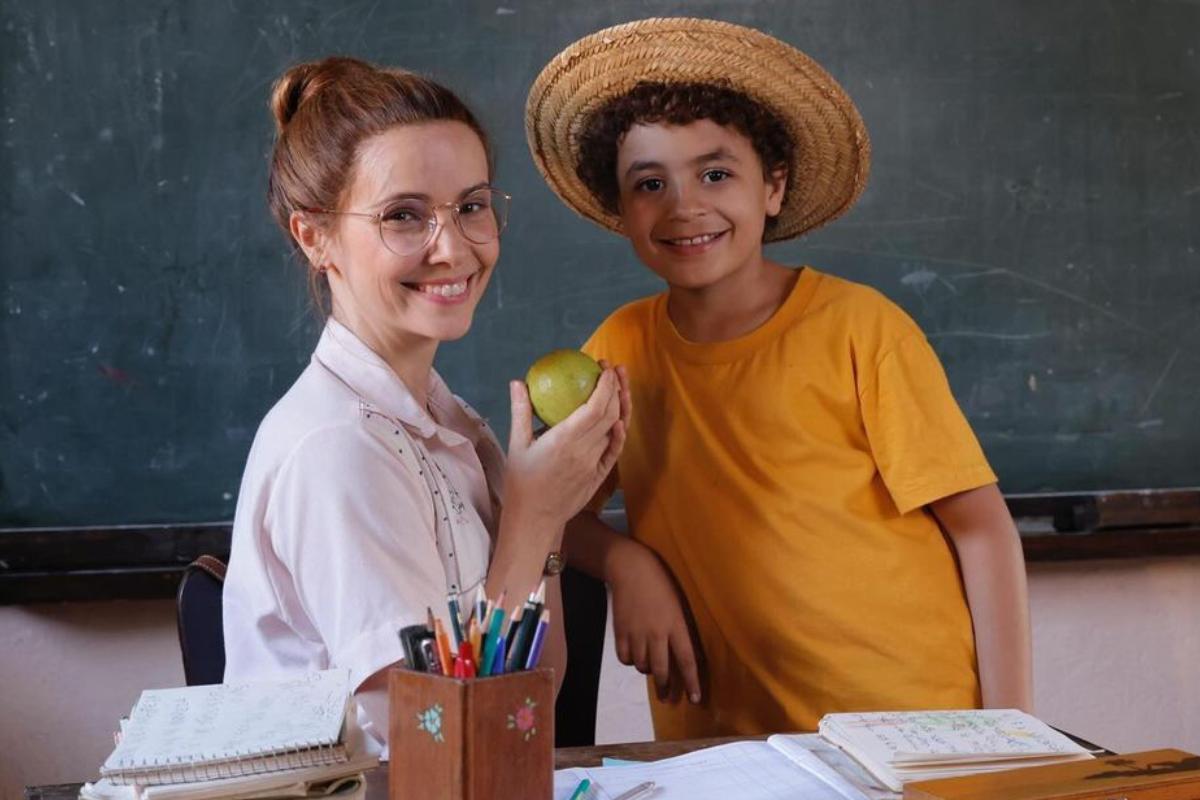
top-left (543, 550), bottom-right (566, 576)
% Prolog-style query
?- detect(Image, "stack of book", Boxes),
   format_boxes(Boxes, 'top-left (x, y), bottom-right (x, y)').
top-left (80, 670), bottom-right (379, 800)
top-left (818, 709), bottom-right (1095, 793)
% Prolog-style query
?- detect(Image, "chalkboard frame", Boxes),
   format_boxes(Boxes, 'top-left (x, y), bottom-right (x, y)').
top-left (6, 494), bottom-right (1200, 605)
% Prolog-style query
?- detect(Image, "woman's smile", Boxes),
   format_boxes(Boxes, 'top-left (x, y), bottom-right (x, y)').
top-left (401, 271), bottom-right (479, 304)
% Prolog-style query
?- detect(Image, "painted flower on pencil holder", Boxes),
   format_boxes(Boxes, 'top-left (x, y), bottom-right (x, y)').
top-left (507, 697), bottom-right (538, 741)
top-left (416, 703), bottom-right (445, 743)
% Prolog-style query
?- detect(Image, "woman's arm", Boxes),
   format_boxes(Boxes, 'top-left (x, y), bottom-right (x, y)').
top-left (930, 483), bottom-right (1033, 711)
top-left (353, 374), bottom-right (621, 728)
top-left (487, 369), bottom-right (625, 691)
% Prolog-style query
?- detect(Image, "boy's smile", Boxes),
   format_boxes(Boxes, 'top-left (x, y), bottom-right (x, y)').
top-left (615, 119), bottom-right (785, 294)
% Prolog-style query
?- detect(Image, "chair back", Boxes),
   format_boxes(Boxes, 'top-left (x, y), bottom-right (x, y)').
top-left (173, 545), bottom-right (614, 746)
top-left (176, 554), bottom-right (227, 686)
top-left (555, 566), bottom-right (608, 746)
top-left (554, 507), bottom-right (625, 747)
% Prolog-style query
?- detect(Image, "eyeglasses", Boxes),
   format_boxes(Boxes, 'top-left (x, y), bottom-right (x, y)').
top-left (309, 187), bottom-right (510, 257)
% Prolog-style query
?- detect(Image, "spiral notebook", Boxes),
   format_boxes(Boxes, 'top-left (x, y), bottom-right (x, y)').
top-left (100, 670), bottom-right (353, 786)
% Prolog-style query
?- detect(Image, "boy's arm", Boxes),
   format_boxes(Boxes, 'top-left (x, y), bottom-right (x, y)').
top-left (929, 483), bottom-right (1033, 711)
top-left (564, 511), bottom-right (703, 704)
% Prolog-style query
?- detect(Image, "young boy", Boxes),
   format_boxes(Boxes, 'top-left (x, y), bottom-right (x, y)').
top-left (526, 18), bottom-right (1032, 740)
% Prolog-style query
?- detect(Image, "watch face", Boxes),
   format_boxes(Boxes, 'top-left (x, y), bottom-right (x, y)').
top-left (545, 552), bottom-right (565, 575)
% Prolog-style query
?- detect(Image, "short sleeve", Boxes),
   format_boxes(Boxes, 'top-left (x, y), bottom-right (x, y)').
top-left (582, 321), bottom-right (623, 510)
top-left (266, 424), bottom-right (444, 690)
top-left (581, 326), bottom-right (610, 365)
top-left (859, 334), bottom-right (998, 515)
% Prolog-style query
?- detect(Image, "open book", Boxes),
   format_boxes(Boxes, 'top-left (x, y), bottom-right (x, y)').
top-left (82, 670), bottom-right (379, 800)
top-left (818, 709), bottom-right (1095, 793)
top-left (555, 734), bottom-right (887, 800)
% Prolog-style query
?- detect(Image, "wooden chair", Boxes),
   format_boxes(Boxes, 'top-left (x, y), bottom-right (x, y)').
top-left (173, 551), bottom-right (612, 747)
top-left (555, 566), bottom-right (608, 746)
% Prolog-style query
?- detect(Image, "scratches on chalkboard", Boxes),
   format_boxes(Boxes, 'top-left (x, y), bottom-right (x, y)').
top-left (913, 180), bottom-right (960, 202)
top-left (900, 267), bottom-right (958, 294)
top-left (837, 215), bottom-right (967, 228)
top-left (927, 330), bottom-right (1052, 342)
top-left (811, 245), bottom-right (1150, 334)
top-left (1138, 348), bottom-right (1181, 418)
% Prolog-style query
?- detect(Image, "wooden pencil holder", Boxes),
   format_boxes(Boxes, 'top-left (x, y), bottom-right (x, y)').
top-left (388, 667), bottom-right (554, 800)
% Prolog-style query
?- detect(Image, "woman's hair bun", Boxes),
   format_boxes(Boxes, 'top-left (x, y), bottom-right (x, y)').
top-left (268, 57), bottom-right (370, 133)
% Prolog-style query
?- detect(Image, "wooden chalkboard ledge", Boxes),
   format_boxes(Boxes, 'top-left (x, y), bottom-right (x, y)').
top-left (5, 497), bottom-right (1200, 604)
top-left (1019, 526), bottom-right (1200, 562)
top-left (0, 523), bottom-right (231, 606)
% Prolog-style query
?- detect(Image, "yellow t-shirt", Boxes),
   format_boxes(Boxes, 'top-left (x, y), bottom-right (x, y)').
top-left (583, 267), bottom-right (997, 740)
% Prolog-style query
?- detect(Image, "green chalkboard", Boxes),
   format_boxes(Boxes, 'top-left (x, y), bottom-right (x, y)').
top-left (2, 1), bottom-right (1198, 527)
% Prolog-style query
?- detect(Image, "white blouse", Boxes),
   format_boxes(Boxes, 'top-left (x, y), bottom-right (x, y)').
top-left (223, 318), bottom-right (504, 743)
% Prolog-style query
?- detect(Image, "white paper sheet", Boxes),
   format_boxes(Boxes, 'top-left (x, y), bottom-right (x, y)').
top-left (554, 740), bottom-right (870, 800)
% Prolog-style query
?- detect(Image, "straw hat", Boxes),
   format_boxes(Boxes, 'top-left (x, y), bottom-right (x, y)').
top-left (525, 17), bottom-right (871, 242)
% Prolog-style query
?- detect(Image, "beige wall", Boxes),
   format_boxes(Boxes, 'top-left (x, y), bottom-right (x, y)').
top-left (1025, 556), bottom-right (1200, 753)
top-left (4, 556), bottom-right (1199, 798)
top-left (0, 600), bottom-right (184, 800)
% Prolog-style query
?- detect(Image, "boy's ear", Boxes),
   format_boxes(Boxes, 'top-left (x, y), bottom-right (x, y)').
top-left (764, 164), bottom-right (788, 217)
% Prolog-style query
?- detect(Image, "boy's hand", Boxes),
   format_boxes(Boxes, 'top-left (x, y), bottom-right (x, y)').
top-left (610, 539), bottom-right (703, 705)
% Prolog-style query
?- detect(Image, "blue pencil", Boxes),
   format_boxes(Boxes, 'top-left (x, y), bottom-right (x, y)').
top-left (524, 609), bottom-right (551, 670)
top-left (491, 635), bottom-right (507, 676)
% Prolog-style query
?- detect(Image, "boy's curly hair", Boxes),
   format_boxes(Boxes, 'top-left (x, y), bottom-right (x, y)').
top-left (575, 81), bottom-right (795, 228)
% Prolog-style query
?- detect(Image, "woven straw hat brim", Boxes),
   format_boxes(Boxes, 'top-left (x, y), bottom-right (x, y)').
top-left (525, 17), bottom-right (871, 243)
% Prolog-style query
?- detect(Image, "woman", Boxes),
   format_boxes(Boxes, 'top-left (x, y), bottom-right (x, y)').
top-left (221, 57), bottom-right (626, 750)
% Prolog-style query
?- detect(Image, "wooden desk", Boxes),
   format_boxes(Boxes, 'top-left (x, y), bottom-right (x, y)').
top-left (25, 736), bottom-right (762, 800)
top-left (25, 732), bottom-right (1109, 800)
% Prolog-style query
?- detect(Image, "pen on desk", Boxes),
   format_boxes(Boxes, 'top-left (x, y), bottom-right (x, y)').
top-left (524, 609), bottom-right (551, 669)
top-left (612, 781), bottom-right (656, 800)
top-left (566, 778), bottom-right (591, 800)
